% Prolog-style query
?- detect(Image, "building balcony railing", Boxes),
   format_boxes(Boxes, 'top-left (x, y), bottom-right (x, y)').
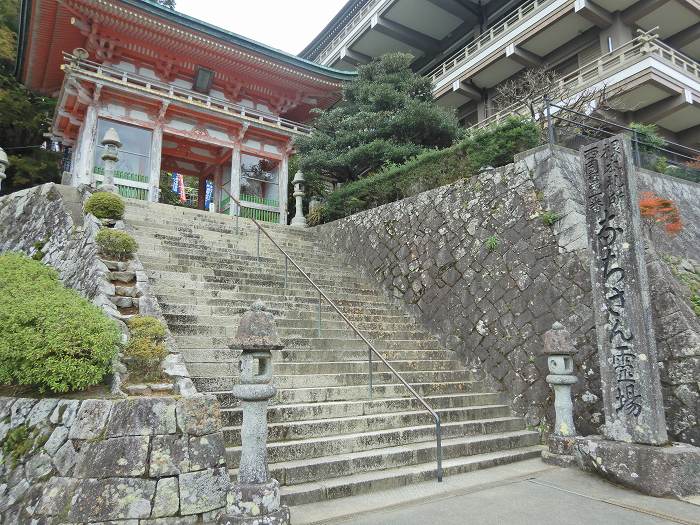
top-left (62, 54), bottom-right (312, 136)
top-left (473, 32), bottom-right (700, 129)
top-left (428, 0), bottom-right (561, 83)
top-left (317, 0), bottom-right (383, 64)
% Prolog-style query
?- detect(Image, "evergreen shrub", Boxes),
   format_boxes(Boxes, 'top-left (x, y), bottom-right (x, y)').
top-left (124, 316), bottom-right (167, 382)
top-left (84, 191), bottom-right (125, 219)
top-left (0, 253), bottom-right (120, 393)
top-left (320, 117), bottom-right (540, 223)
top-left (96, 229), bottom-right (137, 260)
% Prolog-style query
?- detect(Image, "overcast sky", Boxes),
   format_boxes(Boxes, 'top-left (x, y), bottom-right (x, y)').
top-left (175, 0), bottom-right (348, 55)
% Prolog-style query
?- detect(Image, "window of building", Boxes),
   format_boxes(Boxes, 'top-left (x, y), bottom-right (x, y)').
top-left (193, 66), bottom-right (214, 94)
top-left (240, 153), bottom-right (280, 207)
top-left (94, 119), bottom-right (152, 183)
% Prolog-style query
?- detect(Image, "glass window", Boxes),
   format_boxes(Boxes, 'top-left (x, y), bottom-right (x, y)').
top-left (240, 153), bottom-right (279, 206)
top-left (94, 119), bottom-right (152, 182)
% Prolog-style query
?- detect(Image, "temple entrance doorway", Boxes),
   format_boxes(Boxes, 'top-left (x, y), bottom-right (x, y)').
top-left (158, 132), bottom-right (231, 212)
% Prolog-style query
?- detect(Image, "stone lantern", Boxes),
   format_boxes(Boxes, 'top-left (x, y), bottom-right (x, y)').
top-left (0, 146), bottom-right (8, 193)
top-left (290, 170), bottom-right (307, 228)
top-left (542, 321), bottom-right (579, 467)
top-left (100, 127), bottom-right (121, 194)
top-left (220, 300), bottom-right (290, 525)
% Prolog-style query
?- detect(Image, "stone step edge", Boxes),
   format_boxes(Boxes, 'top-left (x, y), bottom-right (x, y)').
top-left (219, 392), bottom-right (504, 415)
top-left (224, 416), bottom-right (525, 452)
top-left (207, 380), bottom-right (485, 395)
top-left (257, 430), bottom-right (538, 473)
top-left (221, 404), bottom-right (511, 430)
top-left (277, 445), bottom-right (544, 502)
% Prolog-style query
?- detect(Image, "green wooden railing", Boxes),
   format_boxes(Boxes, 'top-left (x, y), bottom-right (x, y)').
top-left (239, 206), bottom-right (280, 223)
top-left (220, 194), bottom-right (280, 223)
top-left (95, 180), bottom-right (149, 200)
top-left (93, 166), bottom-right (149, 184)
top-left (240, 193), bottom-right (279, 207)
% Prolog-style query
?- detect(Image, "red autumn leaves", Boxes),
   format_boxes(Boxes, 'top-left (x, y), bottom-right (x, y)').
top-left (639, 192), bottom-right (683, 236)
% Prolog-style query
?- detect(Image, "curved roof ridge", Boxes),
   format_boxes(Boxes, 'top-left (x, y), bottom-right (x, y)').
top-left (124, 0), bottom-right (357, 81)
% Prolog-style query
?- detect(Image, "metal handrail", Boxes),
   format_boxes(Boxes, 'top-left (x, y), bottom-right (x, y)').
top-left (226, 194), bottom-right (443, 482)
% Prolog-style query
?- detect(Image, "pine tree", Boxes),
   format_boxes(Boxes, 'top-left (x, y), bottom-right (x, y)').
top-left (295, 53), bottom-right (460, 190)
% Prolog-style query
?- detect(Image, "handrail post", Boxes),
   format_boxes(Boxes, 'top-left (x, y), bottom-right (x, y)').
top-left (284, 256), bottom-right (288, 292)
top-left (317, 291), bottom-right (322, 337)
top-left (436, 416), bottom-right (443, 482)
top-left (545, 96), bottom-right (556, 145)
top-left (368, 346), bottom-right (373, 400)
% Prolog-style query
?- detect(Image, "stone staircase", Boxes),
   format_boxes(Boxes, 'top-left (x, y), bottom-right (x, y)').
top-left (124, 200), bottom-right (541, 505)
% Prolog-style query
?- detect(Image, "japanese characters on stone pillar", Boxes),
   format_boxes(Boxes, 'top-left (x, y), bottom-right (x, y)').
top-left (580, 135), bottom-right (668, 445)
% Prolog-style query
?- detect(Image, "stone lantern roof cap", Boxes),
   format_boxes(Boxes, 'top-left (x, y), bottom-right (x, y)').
top-left (101, 128), bottom-right (122, 148)
top-left (292, 171), bottom-right (305, 184)
top-left (543, 321), bottom-right (578, 355)
top-left (230, 300), bottom-right (284, 351)
top-left (0, 147), bottom-right (8, 166)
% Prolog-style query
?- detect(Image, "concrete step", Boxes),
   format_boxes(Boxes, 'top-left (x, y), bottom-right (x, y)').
top-left (192, 369), bottom-right (475, 391)
top-left (226, 417), bottom-right (528, 466)
top-left (219, 393), bottom-right (506, 426)
top-left (212, 380), bottom-right (490, 407)
top-left (179, 348), bottom-right (456, 364)
top-left (189, 359), bottom-right (462, 377)
top-left (223, 405), bottom-right (513, 445)
top-left (271, 431), bottom-right (538, 488)
top-left (163, 313), bottom-right (422, 333)
top-left (174, 335), bottom-right (440, 351)
top-left (278, 444), bottom-right (543, 506)
top-left (169, 324), bottom-right (434, 343)
top-left (146, 268), bottom-right (373, 289)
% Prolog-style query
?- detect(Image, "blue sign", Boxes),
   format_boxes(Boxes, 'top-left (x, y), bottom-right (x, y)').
top-left (205, 179), bottom-right (214, 210)
top-left (171, 172), bottom-right (179, 193)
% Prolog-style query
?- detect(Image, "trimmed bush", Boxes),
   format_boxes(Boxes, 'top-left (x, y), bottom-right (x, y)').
top-left (96, 228), bottom-right (138, 260)
top-left (320, 117), bottom-right (540, 223)
top-left (127, 315), bottom-right (166, 343)
top-left (124, 316), bottom-right (167, 382)
top-left (0, 253), bottom-right (120, 393)
top-left (84, 191), bottom-right (125, 219)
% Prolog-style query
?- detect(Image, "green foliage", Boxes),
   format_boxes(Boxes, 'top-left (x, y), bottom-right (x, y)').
top-left (485, 235), bottom-right (500, 251)
top-left (307, 205), bottom-right (324, 227)
top-left (0, 0), bottom-right (18, 72)
top-left (0, 253), bottom-right (120, 393)
top-left (541, 210), bottom-right (560, 226)
top-left (2, 424), bottom-right (34, 467)
top-left (125, 316), bottom-right (167, 382)
top-left (96, 229), bottom-right (138, 260)
top-left (630, 122), bottom-right (666, 153)
top-left (296, 53), bottom-right (461, 189)
top-left (31, 238), bottom-right (48, 260)
top-left (84, 192), bottom-right (125, 219)
top-left (128, 315), bottom-right (166, 342)
top-left (319, 117), bottom-right (540, 222)
top-left (691, 294), bottom-right (700, 317)
top-left (0, 2), bottom-right (60, 196)
top-left (155, 0), bottom-right (176, 9)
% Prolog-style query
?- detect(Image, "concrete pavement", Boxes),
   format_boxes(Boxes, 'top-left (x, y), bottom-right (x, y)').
top-left (290, 458), bottom-right (700, 525)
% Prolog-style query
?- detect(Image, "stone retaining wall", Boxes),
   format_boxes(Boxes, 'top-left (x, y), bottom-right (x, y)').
top-left (316, 144), bottom-right (700, 444)
top-left (0, 395), bottom-right (230, 524)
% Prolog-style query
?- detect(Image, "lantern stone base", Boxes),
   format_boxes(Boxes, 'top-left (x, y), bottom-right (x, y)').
top-left (541, 435), bottom-right (578, 467)
top-left (574, 436), bottom-right (700, 498)
top-left (219, 479), bottom-right (290, 525)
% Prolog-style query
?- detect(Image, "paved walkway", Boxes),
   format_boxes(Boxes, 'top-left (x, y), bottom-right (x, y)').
top-left (290, 459), bottom-right (700, 525)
